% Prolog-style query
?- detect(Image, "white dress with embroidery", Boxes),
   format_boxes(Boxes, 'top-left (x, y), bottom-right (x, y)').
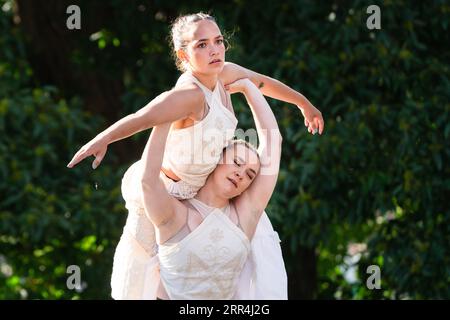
top-left (159, 198), bottom-right (250, 300)
top-left (110, 72), bottom-right (287, 300)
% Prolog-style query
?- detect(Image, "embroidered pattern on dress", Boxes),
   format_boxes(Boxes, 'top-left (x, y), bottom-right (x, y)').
top-left (209, 228), bottom-right (224, 243)
top-left (175, 250), bottom-right (245, 299)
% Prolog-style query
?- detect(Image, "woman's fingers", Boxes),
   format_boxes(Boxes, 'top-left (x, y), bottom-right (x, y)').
top-left (225, 82), bottom-right (241, 94)
top-left (225, 78), bottom-right (250, 94)
top-left (316, 116), bottom-right (324, 135)
top-left (309, 119), bottom-right (317, 133)
top-left (67, 148), bottom-right (88, 168)
top-left (67, 142), bottom-right (98, 168)
top-left (92, 148), bottom-right (106, 169)
top-left (67, 137), bottom-right (109, 169)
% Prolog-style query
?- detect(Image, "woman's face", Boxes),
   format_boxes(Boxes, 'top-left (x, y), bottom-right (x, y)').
top-left (212, 144), bottom-right (261, 199)
top-left (180, 20), bottom-right (225, 75)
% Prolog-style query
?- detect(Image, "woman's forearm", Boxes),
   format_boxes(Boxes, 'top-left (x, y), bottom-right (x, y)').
top-left (243, 81), bottom-right (282, 177)
top-left (258, 74), bottom-right (313, 111)
top-left (242, 80), bottom-right (282, 165)
top-left (67, 87), bottom-right (203, 169)
top-left (98, 91), bottom-right (171, 145)
top-left (97, 112), bottom-right (151, 144)
top-left (243, 81), bottom-right (280, 133)
top-left (141, 123), bottom-right (172, 182)
top-left (97, 88), bottom-right (202, 145)
top-left (140, 122), bottom-right (177, 227)
top-left (224, 63), bottom-right (313, 111)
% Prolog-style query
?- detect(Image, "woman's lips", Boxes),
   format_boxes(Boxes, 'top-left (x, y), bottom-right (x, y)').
top-left (227, 177), bottom-right (237, 188)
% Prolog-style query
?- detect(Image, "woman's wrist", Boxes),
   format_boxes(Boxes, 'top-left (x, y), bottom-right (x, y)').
top-left (242, 78), bottom-right (257, 95)
top-left (295, 94), bottom-right (312, 111)
top-left (96, 132), bottom-right (111, 145)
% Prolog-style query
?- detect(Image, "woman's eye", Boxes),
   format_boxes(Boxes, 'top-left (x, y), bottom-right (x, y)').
top-left (216, 39), bottom-right (224, 44)
top-left (198, 43), bottom-right (206, 48)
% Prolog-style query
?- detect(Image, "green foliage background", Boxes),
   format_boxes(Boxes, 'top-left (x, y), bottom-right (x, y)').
top-left (1, 0), bottom-right (448, 299)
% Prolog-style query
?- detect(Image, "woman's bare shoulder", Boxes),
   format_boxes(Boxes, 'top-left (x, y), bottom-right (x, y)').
top-left (171, 81), bottom-right (204, 96)
top-left (219, 62), bottom-right (237, 83)
top-left (219, 62), bottom-right (253, 85)
top-left (166, 82), bottom-right (205, 111)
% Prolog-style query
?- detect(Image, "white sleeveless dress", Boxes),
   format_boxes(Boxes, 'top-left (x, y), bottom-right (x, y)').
top-left (111, 72), bottom-right (287, 300)
top-left (159, 198), bottom-right (250, 300)
top-left (161, 72), bottom-right (238, 197)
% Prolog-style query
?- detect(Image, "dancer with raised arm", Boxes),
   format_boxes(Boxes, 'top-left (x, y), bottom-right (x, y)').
top-left (141, 78), bottom-right (281, 299)
top-left (67, 13), bottom-right (324, 299)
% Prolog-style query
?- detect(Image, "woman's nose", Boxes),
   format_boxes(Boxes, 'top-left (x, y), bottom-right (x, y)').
top-left (210, 46), bottom-right (219, 55)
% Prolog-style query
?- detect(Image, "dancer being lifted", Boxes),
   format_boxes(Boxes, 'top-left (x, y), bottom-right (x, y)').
top-left (67, 12), bottom-right (324, 299)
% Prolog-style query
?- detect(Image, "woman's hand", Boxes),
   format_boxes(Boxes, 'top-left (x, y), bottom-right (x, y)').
top-left (224, 78), bottom-right (253, 94)
top-left (299, 103), bottom-right (324, 135)
top-left (67, 135), bottom-right (108, 169)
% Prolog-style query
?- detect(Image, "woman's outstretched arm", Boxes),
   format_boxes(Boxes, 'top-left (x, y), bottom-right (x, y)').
top-left (67, 85), bottom-right (204, 169)
top-left (229, 79), bottom-right (282, 218)
top-left (220, 62), bottom-right (324, 135)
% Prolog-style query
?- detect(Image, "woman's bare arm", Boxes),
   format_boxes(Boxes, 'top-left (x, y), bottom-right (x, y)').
top-left (231, 79), bottom-right (282, 224)
top-left (220, 62), bottom-right (324, 135)
top-left (103, 86), bottom-right (204, 144)
top-left (139, 123), bottom-right (184, 228)
top-left (67, 85), bottom-right (204, 168)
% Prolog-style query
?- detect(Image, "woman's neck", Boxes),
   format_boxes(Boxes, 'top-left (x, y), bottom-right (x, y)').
top-left (190, 71), bottom-right (219, 91)
top-left (195, 183), bottom-right (229, 209)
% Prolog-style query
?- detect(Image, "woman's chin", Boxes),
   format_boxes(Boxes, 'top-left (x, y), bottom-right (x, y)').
top-left (221, 186), bottom-right (237, 198)
top-left (205, 63), bottom-right (224, 73)
top-left (213, 64), bottom-right (224, 72)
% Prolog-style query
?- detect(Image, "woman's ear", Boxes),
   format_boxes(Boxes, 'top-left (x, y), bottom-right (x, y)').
top-left (176, 49), bottom-right (188, 64)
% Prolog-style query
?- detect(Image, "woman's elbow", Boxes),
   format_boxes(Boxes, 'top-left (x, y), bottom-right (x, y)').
top-left (140, 176), bottom-right (155, 190)
top-left (140, 180), bottom-right (148, 193)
